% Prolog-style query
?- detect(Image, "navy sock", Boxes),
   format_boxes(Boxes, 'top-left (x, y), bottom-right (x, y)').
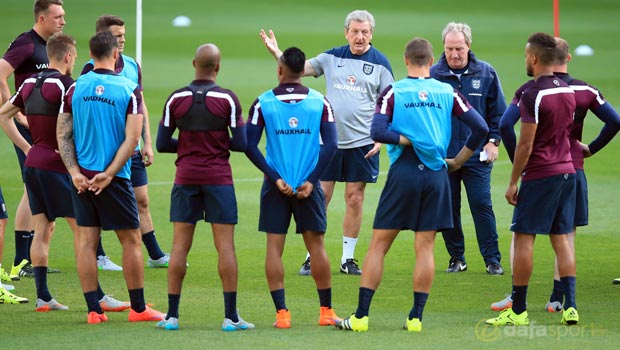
top-left (13, 230), bottom-right (31, 265)
top-left (97, 283), bottom-right (105, 300)
top-left (27, 231), bottom-right (34, 261)
top-left (549, 279), bottom-right (563, 303)
top-left (223, 291), bottom-right (238, 322)
top-left (167, 294), bottom-right (180, 319)
top-left (316, 288), bottom-right (332, 309)
top-left (511, 285), bottom-right (528, 314)
top-left (128, 288), bottom-right (146, 313)
top-left (33, 266), bottom-right (51, 301)
top-left (560, 276), bottom-right (577, 309)
top-left (409, 291), bottom-right (429, 321)
top-left (317, 288), bottom-right (331, 308)
top-left (270, 289), bottom-right (286, 311)
top-left (142, 231), bottom-right (165, 260)
top-left (355, 287), bottom-right (375, 318)
top-left (84, 291), bottom-right (103, 313)
top-left (96, 236), bottom-right (106, 257)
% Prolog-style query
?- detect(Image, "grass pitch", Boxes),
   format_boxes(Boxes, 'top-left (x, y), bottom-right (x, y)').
top-left (1, 1), bottom-right (619, 349)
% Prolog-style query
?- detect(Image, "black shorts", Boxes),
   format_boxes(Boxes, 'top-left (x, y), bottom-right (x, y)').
top-left (258, 180), bottom-right (326, 234)
top-left (170, 184), bottom-right (238, 224)
top-left (24, 167), bottom-right (74, 220)
top-left (130, 152), bottom-right (148, 187)
top-left (71, 177), bottom-right (139, 231)
top-left (373, 147), bottom-right (452, 232)
top-left (511, 173), bottom-right (576, 235)
top-left (320, 144), bottom-right (380, 183)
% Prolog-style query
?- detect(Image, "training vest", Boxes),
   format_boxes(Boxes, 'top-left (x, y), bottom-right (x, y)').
top-left (24, 70), bottom-right (60, 116)
top-left (389, 78), bottom-right (454, 170)
top-left (176, 82), bottom-right (227, 131)
top-left (71, 71), bottom-right (138, 179)
top-left (259, 88), bottom-right (324, 189)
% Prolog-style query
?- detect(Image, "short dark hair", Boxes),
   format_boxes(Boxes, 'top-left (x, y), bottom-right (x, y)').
top-left (404, 38), bottom-right (434, 66)
top-left (96, 15), bottom-right (125, 33)
top-left (554, 37), bottom-right (570, 65)
top-left (280, 47), bottom-right (305, 75)
top-left (34, 0), bottom-right (63, 20)
top-left (527, 32), bottom-right (557, 66)
top-left (89, 31), bottom-right (118, 60)
top-left (46, 32), bottom-right (75, 61)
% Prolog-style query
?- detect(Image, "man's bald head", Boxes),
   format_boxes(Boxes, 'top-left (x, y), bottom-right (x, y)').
top-left (194, 43), bottom-right (221, 72)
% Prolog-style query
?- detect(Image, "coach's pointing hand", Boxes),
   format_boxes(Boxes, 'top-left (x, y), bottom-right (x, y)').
top-left (260, 29), bottom-right (282, 60)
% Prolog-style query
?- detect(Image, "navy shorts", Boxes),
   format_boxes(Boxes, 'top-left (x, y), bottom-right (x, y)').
top-left (574, 169), bottom-right (588, 227)
top-left (373, 147), bottom-right (453, 232)
top-left (0, 186), bottom-right (8, 220)
top-left (259, 180), bottom-right (326, 234)
top-left (320, 144), bottom-right (380, 183)
top-left (71, 177), bottom-right (139, 231)
top-left (130, 152), bottom-right (148, 187)
top-left (170, 184), bottom-right (238, 224)
top-left (13, 121), bottom-right (33, 182)
top-left (24, 167), bottom-right (74, 221)
top-left (511, 173), bottom-right (576, 235)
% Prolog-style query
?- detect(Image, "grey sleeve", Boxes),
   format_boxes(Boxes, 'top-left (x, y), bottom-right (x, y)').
top-left (308, 53), bottom-right (325, 77)
top-left (378, 66), bottom-right (395, 94)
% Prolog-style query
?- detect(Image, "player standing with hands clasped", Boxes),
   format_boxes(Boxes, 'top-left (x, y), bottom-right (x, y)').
top-left (261, 10), bottom-right (394, 276)
top-left (336, 38), bottom-right (487, 333)
top-left (245, 46), bottom-right (341, 328)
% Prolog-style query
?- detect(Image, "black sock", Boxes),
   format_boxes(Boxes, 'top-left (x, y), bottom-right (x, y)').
top-left (142, 231), bottom-right (165, 260)
top-left (84, 291), bottom-right (103, 313)
top-left (223, 292), bottom-right (238, 322)
top-left (167, 294), bottom-right (180, 319)
top-left (128, 288), bottom-right (146, 313)
top-left (97, 283), bottom-right (105, 300)
top-left (270, 289), bottom-right (286, 311)
top-left (33, 266), bottom-right (51, 301)
top-left (27, 231), bottom-right (34, 261)
top-left (512, 285), bottom-right (528, 314)
top-left (409, 292), bottom-right (429, 321)
top-left (96, 236), bottom-right (106, 257)
top-left (317, 288), bottom-right (331, 308)
top-left (549, 279), bottom-right (563, 303)
top-left (355, 287), bottom-right (375, 318)
top-left (13, 230), bottom-right (31, 265)
top-left (561, 276), bottom-right (577, 309)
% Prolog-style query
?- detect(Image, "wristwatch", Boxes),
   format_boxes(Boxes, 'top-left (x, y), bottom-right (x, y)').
top-left (488, 138), bottom-right (500, 146)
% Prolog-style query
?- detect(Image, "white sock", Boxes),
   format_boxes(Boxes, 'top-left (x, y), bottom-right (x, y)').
top-left (342, 237), bottom-right (358, 264)
top-left (305, 252), bottom-right (310, 260)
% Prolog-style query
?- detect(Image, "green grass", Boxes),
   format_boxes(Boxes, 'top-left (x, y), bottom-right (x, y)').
top-left (1, 0), bottom-right (619, 349)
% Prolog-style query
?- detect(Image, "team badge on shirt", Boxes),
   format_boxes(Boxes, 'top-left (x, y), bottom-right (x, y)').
top-left (419, 91), bottom-right (428, 101)
top-left (288, 117), bottom-right (298, 128)
top-left (95, 85), bottom-right (105, 95)
top-left (472, 79), bottom-right (481, 90)
top-left (362, 63), bottom-right (374, 75)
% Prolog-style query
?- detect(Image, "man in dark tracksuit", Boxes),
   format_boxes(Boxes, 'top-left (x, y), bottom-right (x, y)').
top-left (430, 22), bottom-right (506, 275)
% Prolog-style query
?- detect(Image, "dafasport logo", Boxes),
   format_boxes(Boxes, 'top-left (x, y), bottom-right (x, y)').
top-left (474, 319), bottom-right (607, 342)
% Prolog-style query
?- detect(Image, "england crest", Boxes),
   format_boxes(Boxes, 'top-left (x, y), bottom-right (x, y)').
top-left (418, 91), bottom-right (428, 101)
top-left (471, 79), bottom-right (481, 90)
top-left (288, 117), bottom-right (298, 128)
top-left (362, 63), bottom-right (374, 75)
